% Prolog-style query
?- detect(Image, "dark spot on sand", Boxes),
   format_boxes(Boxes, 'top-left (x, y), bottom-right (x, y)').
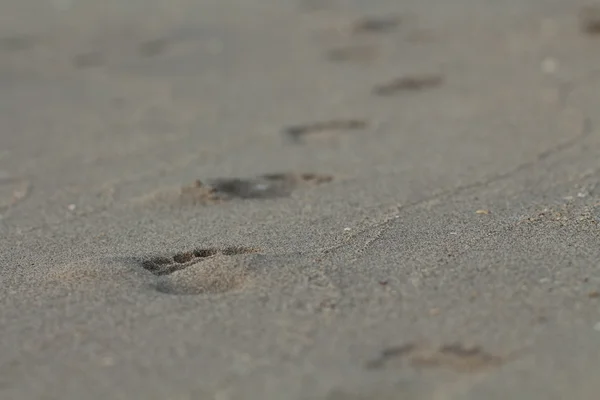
top-left (366, 342), bottom-right (509, 372)
top-left (140, 247), bottom-right (257, 276)
top-left (580, 5), bottom-right (600, 35)
top-left (284, 119), bottom-right (368, 142)
top-left (182, 173), bottom-right (333, 201)
top-left (138, 38), bottom-right (170, 57)
top-left (352, 16), bottom-right (401, 34)
top-left (262, 172), bottom-right (333, 185)
top-left (209, 177), bottom-right (291, 199)
top-left (144, 173), bottom-right (333, 207)
top-left (365, 343), bottom-right (416, 369)
top-left (373, 74), bottom-right (444, 96)
top-left (73, 51), bottom-right (105, 68)
top-left (0, 34), bottom-right (38, 52)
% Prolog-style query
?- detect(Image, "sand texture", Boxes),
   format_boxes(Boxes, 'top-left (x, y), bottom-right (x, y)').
top-left (1, 0), bottom-right (600, 399)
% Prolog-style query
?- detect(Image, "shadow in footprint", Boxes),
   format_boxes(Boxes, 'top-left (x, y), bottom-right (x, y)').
top-left (141, 247), bottom-right (256, 276)
top-left (209, 177), bottom-right (293, 199)
top-left (366, 342), bottom-right (511, 372)
top-left (139, 247), bottom-right (259, 295)
top-left (155, 256), bottom-right (250, 295)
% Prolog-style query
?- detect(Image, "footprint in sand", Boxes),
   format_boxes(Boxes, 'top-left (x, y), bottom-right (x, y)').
top-left (207, 173), bottom-right (333, 200)
top-left (283, 120), bottom-right (368, 143)
top-left (139, 247), bottom-right (259, 295)
top-left (372, 74), bottom-right (444, 96)
top-left (365, 342), bottom-right (513, 372)
top-left (135, 172), bottom-right (333, 207)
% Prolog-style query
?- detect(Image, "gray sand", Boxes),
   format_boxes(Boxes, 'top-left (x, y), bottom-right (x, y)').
top-left (1, 0), bottom-right (600, 399)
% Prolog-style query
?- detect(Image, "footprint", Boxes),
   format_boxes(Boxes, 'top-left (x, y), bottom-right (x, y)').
top-left (283, 119), bottom-right (368, 143)
top-left (365, 342), bottom-right (512, 372)
top-left (372, 74), bottom-right (444, 96)
top-left (351, 16), bottom-right (402, 34)
top-left (134, 173), bottom-right (333, 208)
top-left (208, 176), bottom-right (294, 200)
top-left (140, 247), bottom-right (258, 295)
top-left (212, 173), bottom-right (332, 199)
top-left (180, 173), bottom-right (332, 203)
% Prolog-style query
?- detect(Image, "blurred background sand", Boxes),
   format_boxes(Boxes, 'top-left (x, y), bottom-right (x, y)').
top-left (1, 1), bottom-right (600, 399)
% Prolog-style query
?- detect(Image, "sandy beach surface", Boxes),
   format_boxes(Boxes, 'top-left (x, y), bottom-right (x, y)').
top-left (1, 0), bottom-right (600, 399)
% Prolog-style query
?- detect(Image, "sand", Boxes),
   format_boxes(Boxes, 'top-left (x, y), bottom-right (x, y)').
top-left (1, 0), bottom-right (600, 399)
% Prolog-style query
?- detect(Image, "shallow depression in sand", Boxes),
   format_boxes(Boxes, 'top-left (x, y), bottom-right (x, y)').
top-left (154, 253), bottom-right (252, 295)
